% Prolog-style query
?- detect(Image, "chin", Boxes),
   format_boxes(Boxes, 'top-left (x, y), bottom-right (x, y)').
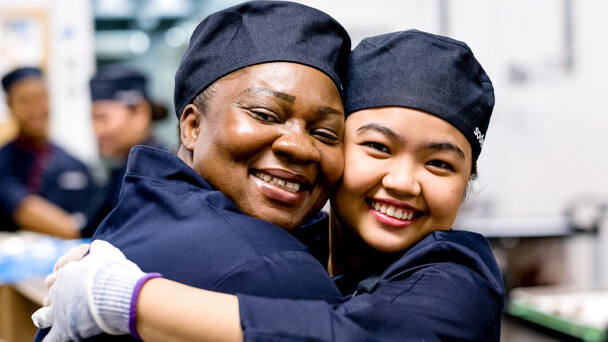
top-left (361, 233), bottom-right (410, 253)
top-left (254, 210), bottom-right (300, 232)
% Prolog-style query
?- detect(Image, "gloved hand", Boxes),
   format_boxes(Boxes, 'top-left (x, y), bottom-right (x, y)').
top-left (32, 240), bottom-right (159, 341)
top-left (43, 243), bottom-right (90, 306)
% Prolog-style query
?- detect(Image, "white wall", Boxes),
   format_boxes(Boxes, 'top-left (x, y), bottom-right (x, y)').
top-left (47, 0), bottom-right (97, 164)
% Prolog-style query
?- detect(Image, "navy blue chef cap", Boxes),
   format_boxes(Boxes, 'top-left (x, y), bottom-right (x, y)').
top-left (90, 66), bottom-right (148, 105)
top-left (173, 0), bottom-right (351, 118)
top-left (345, 29), bottom-right (494, 163)
top-left (2, 67), bottom-right (42, 93)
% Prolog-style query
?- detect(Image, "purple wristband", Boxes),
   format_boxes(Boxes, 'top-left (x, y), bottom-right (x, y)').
top-left (129, 272), bottom-right (162, 340)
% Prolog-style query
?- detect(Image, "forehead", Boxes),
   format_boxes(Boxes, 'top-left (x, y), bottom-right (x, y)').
top-left (213, 62), bottom-right (340, 102)
top-left (9, 77), bottom-right (45, 96)
top-left (91, 100), bottom-right (130, 114)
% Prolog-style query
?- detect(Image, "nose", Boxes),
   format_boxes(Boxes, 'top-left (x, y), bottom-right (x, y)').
top-left (272, 125), bottom-right (321, 164)
top-left (382, 159), bottom-right (421, 197)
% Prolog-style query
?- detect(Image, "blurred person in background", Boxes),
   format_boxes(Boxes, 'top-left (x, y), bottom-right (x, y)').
top-left (83, 67), bottom-right (168, 235)
top-left (0, 67), bottom-right (96, 239)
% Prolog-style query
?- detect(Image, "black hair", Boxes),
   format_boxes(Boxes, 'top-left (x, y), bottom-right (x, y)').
top-left (463, 163), bottom-right (479, 201)
top-left (150, 101), bottom-right (168, 121)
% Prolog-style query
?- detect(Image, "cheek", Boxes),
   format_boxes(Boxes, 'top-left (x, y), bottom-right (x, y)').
top-left (342, 149), bottom-right (378, 192)
top-left (107, 112), bottom-right (129, 131)
top-left (213, 116), bottom-right (269, 160)
top-left (319, 145), bottom-right (344, 187)
top-left (427, 179), bottom-right (467, 224)
top-left (194, 115), bottom-right (262, 174)
top-left (113, 118), bottom-right (134, 143)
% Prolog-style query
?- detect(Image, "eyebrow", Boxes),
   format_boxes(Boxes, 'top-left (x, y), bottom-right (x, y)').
top-left (356, 123), bottom-right (405, 144)
top-left (319, 105), bottom-right (344, 117)
top-left (421, 141), bottom-right (466, 160)
top-left (237, 86), bottom-right (343, 117)
top-left (237, 86), bottom-right (296, 104)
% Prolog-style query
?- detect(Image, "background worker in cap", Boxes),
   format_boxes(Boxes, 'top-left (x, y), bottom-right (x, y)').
top-left (35, 30), bottom-right (504, 342)
top-left (83, 66), bottom-right (168, 235)
top-left (33, 1), bottom-right (350, 341)
top-left (0, 67), bottom-right (96, 239)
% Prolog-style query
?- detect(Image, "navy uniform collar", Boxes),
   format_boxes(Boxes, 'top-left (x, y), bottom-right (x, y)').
top-left (125, 145), bottom-right (212, 191)
top-left (13, 135), bottom-right (51, 154)
top-left (137, 136), bottom-right (164, 150)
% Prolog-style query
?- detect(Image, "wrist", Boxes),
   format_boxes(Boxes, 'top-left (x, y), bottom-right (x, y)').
top-left (129, 273), bottom-right (162, 340)
top-left (90, 262), bottom-right (160, 336)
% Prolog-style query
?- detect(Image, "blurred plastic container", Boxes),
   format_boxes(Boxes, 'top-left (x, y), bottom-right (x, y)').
top-left (0, 232), bottom-right (90, 284)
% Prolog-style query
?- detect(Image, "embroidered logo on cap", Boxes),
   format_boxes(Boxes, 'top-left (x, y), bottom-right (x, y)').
top-left (114, 90), bottom-right (144, 106)
top-left (474, 127), bottom-right (485, 148)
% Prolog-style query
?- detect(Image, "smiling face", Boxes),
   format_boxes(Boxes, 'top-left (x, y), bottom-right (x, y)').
top-left (331, 107), bottom-right (472, 253)
top-left (7, 77), bottom-right (49, 141)
top-left (180, 62), bottom-right (345, 231)
top-left (91, 100), bottom-right (151, 160)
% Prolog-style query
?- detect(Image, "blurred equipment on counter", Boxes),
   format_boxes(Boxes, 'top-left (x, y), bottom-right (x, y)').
top-left (508, 285), bottom-right (608, 342)
top-left (0, 231), bottom-right (90, 342)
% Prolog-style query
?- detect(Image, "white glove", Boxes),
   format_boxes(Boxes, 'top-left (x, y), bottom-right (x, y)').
top-left (32, 240), bottom-right (157, 341)
top-left (43, 243), bottom-right (90, 306)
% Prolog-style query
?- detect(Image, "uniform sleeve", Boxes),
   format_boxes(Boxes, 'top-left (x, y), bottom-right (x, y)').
top-left (238, 262), bottom-right (503, 342)
top-left (212, 251), bottom-right (344, 303)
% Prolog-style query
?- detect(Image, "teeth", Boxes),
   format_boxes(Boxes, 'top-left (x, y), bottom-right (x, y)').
top-left (371, 201), bottom-right (415, 220)
top-left (394, 209), bottom-right (403, 218)
top-left (255, 172), bottom-right (302, 193)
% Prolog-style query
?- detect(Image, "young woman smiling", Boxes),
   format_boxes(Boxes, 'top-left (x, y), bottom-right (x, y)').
top-left (35, 30), bottom-right (504, 342)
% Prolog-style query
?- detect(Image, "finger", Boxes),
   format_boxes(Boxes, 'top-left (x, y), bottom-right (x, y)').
top-left (53, 243), bottom-right (90, 272)
top-left (32, 306), bottom-right (53, 329)
top-left (89, 240), bottom-right (126, 259)
top-left (43, 295), bottom-right (51, 307)
top-left (44, 285), bottom-right (54, 307)
top-left (44, 272), bottom-right (57, 290)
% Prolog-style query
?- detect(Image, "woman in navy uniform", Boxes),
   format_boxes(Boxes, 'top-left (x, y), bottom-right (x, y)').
top-left (0, 67), bottom-right (96, 238)
top-left (33, 1), bottom-right (351, 341)
top-left (83, 67), bottom-right (168, 236)
top-left (36, 30), bottom-right (504, 341)
top-left (233, 31), bottom-right (504, 341)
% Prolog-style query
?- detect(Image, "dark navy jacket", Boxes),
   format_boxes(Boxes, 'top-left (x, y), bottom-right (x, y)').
top-left (0, 138), bottom-right (96, 233)
top-left (238, 230), bottom-right (505, 341)
top-left (74, 146), bottom-right (343, 341)
top-left (83, 138), bottom-right (165, 237)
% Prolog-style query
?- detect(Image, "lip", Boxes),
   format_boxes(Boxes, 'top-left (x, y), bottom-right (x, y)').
top-left (251, 168), bottom-right (311, 206)
top-left (367, 198), bottom-right (423, 228)
top-left (255, 168), bottom-right (312, 185)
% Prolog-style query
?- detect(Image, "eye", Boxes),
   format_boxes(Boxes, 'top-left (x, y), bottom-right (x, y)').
top-left (249, 109), bottom-right (280, 123)
top-left (426, 160), bottom-right (454, 171)
top-left (312, 129), bottom-right (341, 144)
top-left (362, 141), bottom-right (390, 154)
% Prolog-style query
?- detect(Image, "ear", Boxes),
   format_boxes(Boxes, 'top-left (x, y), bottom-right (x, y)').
top-left (179, 104), bottom-right (203, 151)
